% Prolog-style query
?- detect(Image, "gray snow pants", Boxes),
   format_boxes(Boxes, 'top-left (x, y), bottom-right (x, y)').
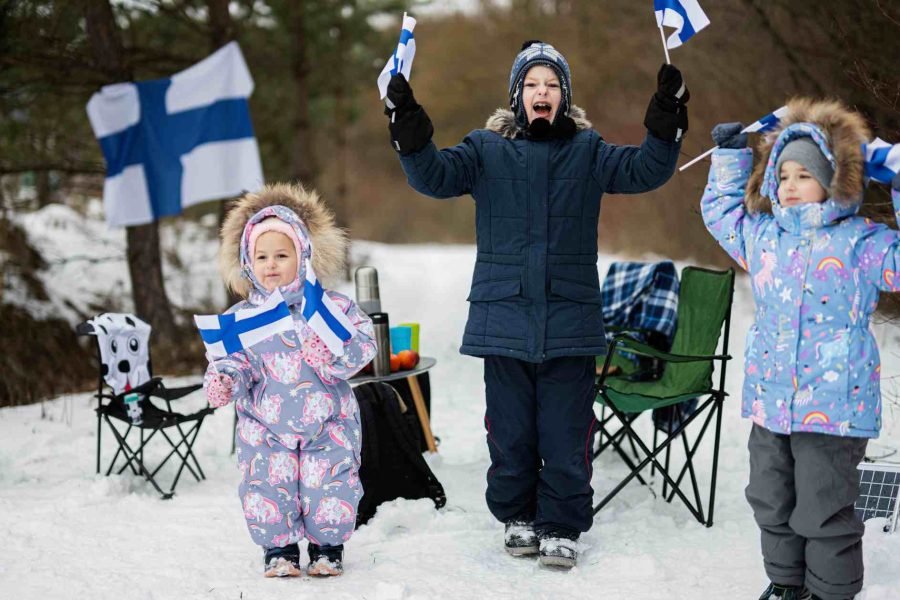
top-left (746, 424), bottom-right (868, 600)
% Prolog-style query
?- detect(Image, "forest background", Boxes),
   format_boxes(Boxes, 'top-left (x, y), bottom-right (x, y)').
top-left (2, 0), bottom-right (899, 405)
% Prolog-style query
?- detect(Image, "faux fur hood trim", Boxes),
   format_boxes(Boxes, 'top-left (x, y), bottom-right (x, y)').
top-left (745, 98), bottom-right (871, 214)
top-left (219, 183), bottom-right (347, 298)
top-left (485, 105), bottom-right (592, 139)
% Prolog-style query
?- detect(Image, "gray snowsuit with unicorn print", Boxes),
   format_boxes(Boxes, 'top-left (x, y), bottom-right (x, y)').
top-left (204, 185), bottom-right (375, 550)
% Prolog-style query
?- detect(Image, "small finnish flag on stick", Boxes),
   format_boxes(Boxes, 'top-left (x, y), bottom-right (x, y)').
top-left (654, 0), bottom-right (710, 63)
top-left (194, 289), bottom-right (294, 358)
top-left (301, 259), bottom-right (356, 357)
top-left (679, 105), bottom-right (789, 172)
top-left (377, 13), bottom-right (417, 101)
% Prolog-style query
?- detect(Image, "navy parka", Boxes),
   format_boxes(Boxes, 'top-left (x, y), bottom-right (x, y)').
top-left (398, 107), bottom-right (680, 363)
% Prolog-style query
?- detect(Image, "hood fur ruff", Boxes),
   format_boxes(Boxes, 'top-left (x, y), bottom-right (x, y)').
top-left (219, 183), bottom-right (347, 298)
top-left (745, 98), bottom-right (871, 214)
top-left (485, 105), bottom-right (592, 139)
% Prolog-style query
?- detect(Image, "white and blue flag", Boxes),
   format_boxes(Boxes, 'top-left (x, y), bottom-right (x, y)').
top-left (654, 0), bottom-right (710, 49)
top-left (301, 259), bottom-right (356, 357)
top-left (377, 14), bottom-right (417, 101)
top-left (863, 138), bottom-right (900, 185)
top-left (742, 105), bottom-right (789, 134)
top-left (87, 42), bottom-right (264, 228)
top-left (194, 289), bottom-right (294, 359)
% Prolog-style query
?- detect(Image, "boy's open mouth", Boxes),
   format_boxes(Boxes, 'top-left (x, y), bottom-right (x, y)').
top-left (533, 102), bottom-right (552, 118)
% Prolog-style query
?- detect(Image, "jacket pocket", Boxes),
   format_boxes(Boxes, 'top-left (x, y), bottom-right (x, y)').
top-left (548, 278), bottom-right (603, 342)
top-left (465, 278), bottom-right (526, 342)
top-left (467, 278), bottom-right (522, 302)
top-left (549, 278), bottom-right (603, 304)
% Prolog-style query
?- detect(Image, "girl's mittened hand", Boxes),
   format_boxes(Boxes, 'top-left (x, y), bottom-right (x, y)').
top-left (711, 123), bottom-right (747, 149)
top-left (206, 373), bottom-right (234, 408)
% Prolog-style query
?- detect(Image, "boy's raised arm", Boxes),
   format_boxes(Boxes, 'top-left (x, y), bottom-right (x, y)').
top-left (385, 74), bottom-right (481, 199)
top-left (598, 64), bottom-right (686, 194)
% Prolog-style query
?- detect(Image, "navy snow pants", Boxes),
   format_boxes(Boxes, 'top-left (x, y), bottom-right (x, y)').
top-left (483, 355), bottom-right (597, 535)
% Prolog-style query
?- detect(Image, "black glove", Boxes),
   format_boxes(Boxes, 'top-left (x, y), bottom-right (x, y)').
top-left (385, 74), bottom-right (434, 155)
top-left (643, 64), bottom-right (690, 143)
top-left (711, 122), bottom-right (747, 149)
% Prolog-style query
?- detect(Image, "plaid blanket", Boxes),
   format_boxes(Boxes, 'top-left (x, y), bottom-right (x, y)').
top-left (601, 260), bottom-right (680, 346)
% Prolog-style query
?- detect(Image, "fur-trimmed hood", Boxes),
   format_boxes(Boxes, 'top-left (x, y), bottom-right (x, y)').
top-left (745, 98), bottom-right (871, 214)
top-left (219, 183), bottom-right (347, 300)
top-left (485, 105), bottom-right (592, 139)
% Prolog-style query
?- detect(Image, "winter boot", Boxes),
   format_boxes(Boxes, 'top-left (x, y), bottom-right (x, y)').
top-left (537, 529), bottom-right (579, 569)
top-left (263, 544), bottom-right (301, 578)
top-left (758, 583), bottom-right (812, 600)
top-left (504, 520), bottom-right (538, 556)
top-left (307, 543), bottom-right (344, 577)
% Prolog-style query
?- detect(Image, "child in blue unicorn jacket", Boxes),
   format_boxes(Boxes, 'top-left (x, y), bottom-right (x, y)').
top-left (702, 98), bottom-right (900, 600)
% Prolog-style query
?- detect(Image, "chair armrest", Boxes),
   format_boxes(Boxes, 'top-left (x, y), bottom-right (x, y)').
top-left (613, 334), bottom-right (731, 363)
top-left (151, 382), bottom-right (204, 402)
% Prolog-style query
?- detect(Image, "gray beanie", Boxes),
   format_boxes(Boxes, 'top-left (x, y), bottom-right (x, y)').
top-left (775, 137), bottom-right (834, 192)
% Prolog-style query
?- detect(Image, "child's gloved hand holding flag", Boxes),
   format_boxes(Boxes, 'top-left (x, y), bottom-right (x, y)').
top-left (377, 13), bottom-right (417, 106)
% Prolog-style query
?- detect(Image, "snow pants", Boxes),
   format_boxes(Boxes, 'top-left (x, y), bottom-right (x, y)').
top-left (234, 405), bottom-right (362, 550)
top-left (483, 355), bottom-right (597, 535)
top-left (746, 424), bottom-right (868, 600)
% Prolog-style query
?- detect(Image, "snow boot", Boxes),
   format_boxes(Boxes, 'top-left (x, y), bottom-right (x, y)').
top-left (537, 529), bottom-right (579, 569)
top-left (307, 543), bottom-right (344, 577)
top-left (263, 544), bottom-right (301, 578)
top-left (504, 520), bottom-right (538, 556)
top-left (758, 583), bottom-right (812, 600)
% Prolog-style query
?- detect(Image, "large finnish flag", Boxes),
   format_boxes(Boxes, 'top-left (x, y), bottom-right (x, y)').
top-left (654, 0), bottom-right (710, 49)
top-left (87, 42), bottom-right (264, 228)
top-left (377, 14), bottom-right (417, 101)
top-left (194, 289), bottom-right (294, 359)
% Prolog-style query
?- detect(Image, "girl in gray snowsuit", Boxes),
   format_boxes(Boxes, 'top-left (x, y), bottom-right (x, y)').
top-left (204, 183), bottom-right (376, 578)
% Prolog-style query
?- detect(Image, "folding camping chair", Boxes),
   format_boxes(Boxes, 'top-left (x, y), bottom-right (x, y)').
top-left (76, 313), bottom-right (215, 499)
top-left (593, 266), bottom-right (734, 526)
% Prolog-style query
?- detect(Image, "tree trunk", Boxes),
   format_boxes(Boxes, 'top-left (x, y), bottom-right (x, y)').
top-left (332, 6), bottom-right (351, 281)
top-left (289, 1), bottom-right (316, 185)
top-left (206, 0), bottom-right (242, 308)
top-left (83, 0), bottom-right (176, 342)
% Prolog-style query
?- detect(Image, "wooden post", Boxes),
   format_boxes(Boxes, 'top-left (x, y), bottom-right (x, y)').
top-left (406, 375), bottom-right (437, 453)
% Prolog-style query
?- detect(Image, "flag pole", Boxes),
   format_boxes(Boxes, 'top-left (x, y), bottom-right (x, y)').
top-left (679, 145), bottom-right (719, 172)
top-left (658, 26), bottom-right (671, 64)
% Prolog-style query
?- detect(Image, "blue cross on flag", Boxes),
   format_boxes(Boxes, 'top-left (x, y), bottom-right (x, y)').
top-left (87, 42), bottom-right (264, 228)
top-left (301, 259), bottom-right (357, 357)
top-left (377, 14), bottom-right (417, 101)
top-left (742, 105), bottom-right (789, 134)
top-left (194, 289), bottom-right (294, 359)
top-left (654, 0), bottom-right (710, 49)
top-left (863, 138), bottom-right (900, 185)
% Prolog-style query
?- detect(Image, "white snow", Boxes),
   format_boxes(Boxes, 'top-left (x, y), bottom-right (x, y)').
top-left (2, 207), bottom-right (899, 599)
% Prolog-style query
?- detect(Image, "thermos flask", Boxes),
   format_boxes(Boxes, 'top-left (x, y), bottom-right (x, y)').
top-left (355, 266), bottom-right (382, 315)
top-left (371, 312), bottom-right (391, 377)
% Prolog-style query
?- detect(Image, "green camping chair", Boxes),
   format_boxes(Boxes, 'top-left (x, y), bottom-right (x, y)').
top-left (592, 266), bottom-right (735, 526)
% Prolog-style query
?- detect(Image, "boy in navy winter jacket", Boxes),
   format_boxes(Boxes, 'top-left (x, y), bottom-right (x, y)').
top-left (384, 40), bottom-right (688, 567)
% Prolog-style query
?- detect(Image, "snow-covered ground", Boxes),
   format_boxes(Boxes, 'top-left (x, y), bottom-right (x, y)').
top-left (2, 207), bottom-right (899, 599)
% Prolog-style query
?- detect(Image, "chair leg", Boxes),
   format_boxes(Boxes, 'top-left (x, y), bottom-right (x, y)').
top-left (593, 412), bottom-right (653, 489)
top-left (707, 397), bottom-right (725, 527)
top-left (104, 420), bottom-right (171, 498)
top-left (594, 397), bottom-right (710, 523)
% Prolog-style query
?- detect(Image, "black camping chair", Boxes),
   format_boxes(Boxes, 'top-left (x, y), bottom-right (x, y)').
top-left (592, 267), bottom-right (735, 526)
top-left (76, 314), bottom-right (215, 499)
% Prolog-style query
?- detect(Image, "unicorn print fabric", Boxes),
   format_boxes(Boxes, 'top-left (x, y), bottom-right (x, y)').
top-left (701, 99), bottom-right (900, 439)
top-left (206, 184), bottom-right (376, 548)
